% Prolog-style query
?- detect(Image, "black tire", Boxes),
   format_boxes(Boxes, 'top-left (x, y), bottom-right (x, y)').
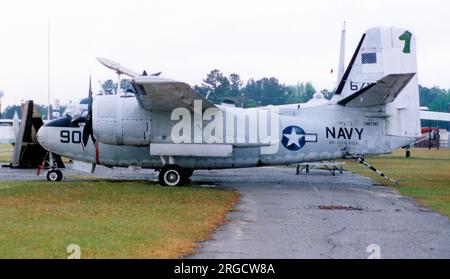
top-left (183, 169), bottom-right (194, 178)
top-left (47, 169), bottom-right (63, 182)
top-left (159, 165), bottom-right (186, 187)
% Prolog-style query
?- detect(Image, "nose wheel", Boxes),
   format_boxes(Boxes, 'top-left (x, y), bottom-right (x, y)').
top-left (47, 169), bottom-right (64, 182)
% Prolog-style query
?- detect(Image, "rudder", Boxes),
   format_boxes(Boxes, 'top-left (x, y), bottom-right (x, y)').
top-left (333, 27), bottom-right (421, 138)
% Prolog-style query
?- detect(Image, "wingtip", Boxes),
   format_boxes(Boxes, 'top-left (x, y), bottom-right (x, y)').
top-left (95, 57), bottom-right (139, 78)
top-left (96, 57), bottom-right (112, 66)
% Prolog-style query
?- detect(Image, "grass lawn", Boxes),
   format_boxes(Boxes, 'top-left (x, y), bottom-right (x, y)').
top-left (0, 144), bottom-right (13, 162)
top-left (345, 148), bottom-right (450, 218)
top-left (0, 181), bottom-right (239, 259)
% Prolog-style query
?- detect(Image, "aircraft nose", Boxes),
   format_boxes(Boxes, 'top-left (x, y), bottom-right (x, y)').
top-left (37, 125), bottom-right (49, 149)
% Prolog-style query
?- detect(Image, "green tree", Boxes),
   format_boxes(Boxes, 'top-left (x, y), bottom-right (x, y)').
top-left (1, 104), bottom-right (66, 119)
top-left (1, 105), bottom-right (22, 119)
top-left (229, 73), bottom-right (242, 97)
top-left (120, 79), bottom-right (133, 92)
top-left (321, 89), bottom-right (334, 100)
top-left (101, 79), bottom-right (117, 95)
top-left (304, 82), bottom-right (316, 101)
top-left (241, 78), bottom-right (258, 103)
top-left (287, 82), bottom-right (317, 103)
top-left (287, 83), bottom-right (305, 103)
top-left (193, 70), bottom-right (230, 104)
top-left (242, 77), bottom-right (288, 106)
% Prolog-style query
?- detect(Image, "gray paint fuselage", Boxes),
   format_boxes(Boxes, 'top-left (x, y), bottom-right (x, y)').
top-left (37, 95), bottom-right (416, 170)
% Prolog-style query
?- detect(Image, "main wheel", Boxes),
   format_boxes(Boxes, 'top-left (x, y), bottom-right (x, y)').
top-left (183, 169), bottom-right (194, 178)
top-left (159, 165), bottom-right (186, 187)
top-left (47, 169), bottom-right (63, 182)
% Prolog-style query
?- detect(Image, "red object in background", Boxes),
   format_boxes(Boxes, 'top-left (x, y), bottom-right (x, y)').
top-left (416, 127), bottom-right (441, 148)
top-left (421, 127), bottom-right (440, 134)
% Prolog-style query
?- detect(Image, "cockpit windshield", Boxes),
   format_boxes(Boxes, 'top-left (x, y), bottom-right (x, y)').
top-left (63, 98), bottom-right (89, 120)
top-left (66, 107), bottom-right (88, 119)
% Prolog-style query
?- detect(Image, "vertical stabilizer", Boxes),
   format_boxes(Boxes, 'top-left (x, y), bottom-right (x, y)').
top-left (333, 27), bottom-right (421, 138)
top-left (337, 21), bottom-right (346, 87)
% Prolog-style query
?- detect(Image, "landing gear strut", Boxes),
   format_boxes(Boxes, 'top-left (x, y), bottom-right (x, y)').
top-left (38, 152), bottom-right (64, 182)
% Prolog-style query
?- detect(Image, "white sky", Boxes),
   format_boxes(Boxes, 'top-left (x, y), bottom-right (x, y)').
top-left (1, 0), bottom-right (450, 108)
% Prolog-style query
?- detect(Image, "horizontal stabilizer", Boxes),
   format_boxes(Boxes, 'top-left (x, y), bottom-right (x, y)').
top-left (337, 73), bottom-right (415, 107)
top-left (420, 111), bottom-right (450, 122)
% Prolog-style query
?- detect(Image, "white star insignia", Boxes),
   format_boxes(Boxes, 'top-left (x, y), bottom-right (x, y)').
top-left (284, 128), bottom-right (302, 147)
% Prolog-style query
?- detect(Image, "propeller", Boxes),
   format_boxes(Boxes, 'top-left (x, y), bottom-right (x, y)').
top-left (81, 76), bottom-right (96, 151)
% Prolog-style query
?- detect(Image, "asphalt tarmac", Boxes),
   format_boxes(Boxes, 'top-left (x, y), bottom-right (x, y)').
top-left (189, 167), bottom-right (450, 259)
top-left (1, 164), bottom-right (449, 259)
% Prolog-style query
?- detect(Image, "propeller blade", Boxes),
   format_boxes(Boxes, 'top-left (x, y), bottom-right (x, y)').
top-left (81, 76), bottom-right (96, 151)
top-left (90, 124), bottom-right (96, 145)
top-left (88, 76), bottom-right (93, 115)
top-left (81, 121), bottom-right (91, 150)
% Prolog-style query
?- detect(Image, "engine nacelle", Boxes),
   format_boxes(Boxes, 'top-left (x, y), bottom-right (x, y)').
top-left (93, 95), bottom-right (151, 146)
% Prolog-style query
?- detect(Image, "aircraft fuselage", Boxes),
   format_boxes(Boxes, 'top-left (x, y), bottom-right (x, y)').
top-left (37, 95), bottom-right (415, 170)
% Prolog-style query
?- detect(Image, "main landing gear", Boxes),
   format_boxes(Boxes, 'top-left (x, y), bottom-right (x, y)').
top-left (158, 165), bottom-right (194, 186)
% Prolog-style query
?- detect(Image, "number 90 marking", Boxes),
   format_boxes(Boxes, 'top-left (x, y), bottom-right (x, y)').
top-left (60, 130), bottom-right (82, 144)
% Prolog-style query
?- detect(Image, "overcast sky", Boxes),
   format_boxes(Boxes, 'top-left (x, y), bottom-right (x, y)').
top-left (1, 0), bottom-right (450, 108)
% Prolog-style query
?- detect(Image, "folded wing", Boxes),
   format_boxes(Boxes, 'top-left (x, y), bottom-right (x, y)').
top-left (97, 57), bottom-right (216, 112)
top-left (133, 76), bottom-right (216, 111)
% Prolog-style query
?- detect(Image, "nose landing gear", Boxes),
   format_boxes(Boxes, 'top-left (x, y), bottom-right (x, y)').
top-left (37, 152), bottom-right (65, 182)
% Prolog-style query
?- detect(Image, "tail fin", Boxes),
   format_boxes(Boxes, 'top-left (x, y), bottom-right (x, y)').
top-left (336, 21), bottom-right (346, 87)
top-left (333, 27), bottom-right (421, 138)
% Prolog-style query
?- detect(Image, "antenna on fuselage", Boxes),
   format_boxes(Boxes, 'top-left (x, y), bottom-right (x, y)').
top-left (337, 21), bottom-right (346, 88)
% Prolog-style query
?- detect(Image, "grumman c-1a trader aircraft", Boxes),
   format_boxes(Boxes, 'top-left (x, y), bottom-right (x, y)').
top-left (37, 26), bottom-right (421, 186)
